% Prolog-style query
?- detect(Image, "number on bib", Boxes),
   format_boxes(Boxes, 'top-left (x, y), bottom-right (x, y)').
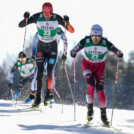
top-left (44, 30), bottom-right (50, 36)
top-left (91, 54), bottom-right (99, 61)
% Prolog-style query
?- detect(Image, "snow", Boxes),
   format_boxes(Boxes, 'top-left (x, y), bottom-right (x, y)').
top-left (0, 100), bottom-right (134, 134)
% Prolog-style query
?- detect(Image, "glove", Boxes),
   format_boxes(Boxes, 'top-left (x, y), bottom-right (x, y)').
top-left (8, 83), bottom-right (12, 89)
top-left (70, 51), bottom-right (77, 58)
top-left (31, 54), bottom-right (36, 60)
top-left (117, 50), bottom-right (123, 58)
top-left (61, 53), bottom-right (67, 63)
top-left (24, 11), bottom-right (30, 19)
top-left (63, 15), bottom-right (69, 23)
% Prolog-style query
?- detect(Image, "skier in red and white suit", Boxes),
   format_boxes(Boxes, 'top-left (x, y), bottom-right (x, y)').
top-left (70, 24), bottom-right (123, 126)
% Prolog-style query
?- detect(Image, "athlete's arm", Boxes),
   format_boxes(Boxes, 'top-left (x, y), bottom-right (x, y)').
top-left (56, 14), bottom-right (74, 33)
top-left (107, 41), bottom-right (119, 55)
top-left (61, 30), bottom-right (68, 54)
top-left (9, 62), bottom-right (18, 84)
top-left (19, 13), bottom-right (41, 27)
top-left (32, 32), bottom-right (39, 56)
top-left (71, 38), bottom-right (85, 53)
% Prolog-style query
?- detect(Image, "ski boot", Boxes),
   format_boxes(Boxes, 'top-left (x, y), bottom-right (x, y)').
top-left (100, 108), bottom-right (110, 127)
top-left (86, 104), bottom-right (94, 124)
top-left (44, 89), bottom-right (53, 106)
top-left (14, 89), bottom-right (20, 101)
top-left (32, 94), bottom-right (41, 108)
top-left (25, 93), bottom-right (35, 103)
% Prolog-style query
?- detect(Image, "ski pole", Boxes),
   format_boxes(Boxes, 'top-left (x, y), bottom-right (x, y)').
top-left (64, 65), bottom-right (74, 102)
top-left (16, 18), bottom-right (28, 106)
top-left (111, 58), bottom-right (120, 125)
top-left (61, 62), bottom-right (65, 113)
top-left (61, 20), bottom-right (67, 113)
top-left (54, 88), bottom-right (61, 100)
top-left (64, 65), bottom-right (76, 121)
top-left (73, 58), bottom-right (76, 121)
top-left (23, 18), bottom-right (28, 51)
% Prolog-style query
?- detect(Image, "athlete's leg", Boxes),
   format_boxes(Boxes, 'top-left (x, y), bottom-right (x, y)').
top-left (32, 41), bottom-right (46, 107)
top-left (26, 69), bottom-right (37, 102)
top-left (36, 42), bottom-right (46, 97)
top-left (31, 67), bottom-right (37, 92)
top-left (44, 41), bottom-right (58, 105)
top-left (82, 59), bottom-right (95, 121)
top-left (95, 62), bottom-right (106, 108)
top-left (82, 59), bottom-right (95, 104)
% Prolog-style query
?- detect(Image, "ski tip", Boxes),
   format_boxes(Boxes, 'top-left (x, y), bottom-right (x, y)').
top-left (17, 107), bottom-right (43, 112)
top-left (83, 121), bottom-right (93, 127)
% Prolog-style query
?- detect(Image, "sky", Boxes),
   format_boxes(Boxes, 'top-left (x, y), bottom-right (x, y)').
top-left (0, 99), bottom-right (134, 134)
top-left (0, 0), bottom-right (134, 65)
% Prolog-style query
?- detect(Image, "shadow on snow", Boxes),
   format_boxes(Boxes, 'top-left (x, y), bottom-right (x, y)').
top-left (18, 124), bottom-right (124, 134)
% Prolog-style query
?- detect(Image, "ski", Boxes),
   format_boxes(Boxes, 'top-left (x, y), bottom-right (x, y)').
top-left (83, 121), bottom-right (94, 127)
top-left (110, 125), bottom-right (122, 132)
top-left (97, 122), bottom-right (122, 132)
top-left (82, 121), bottom-right (121, 132)
top-left (18, 107), bottom-right (43, 112)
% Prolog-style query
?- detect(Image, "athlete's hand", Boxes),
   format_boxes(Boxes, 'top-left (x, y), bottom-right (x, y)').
top-left (8, 83), bottom-right (12, 89)
top-left (70, 51), bottom-right (77, 58)
top-left (24, 12), bottom-right (30, 19)
top-left (31, 54), bottom-right (36, 60)
top-left (62, 53), bottom-right (67, 63)
top-left (117, 50), bottom-right (123, 58)
top-left (63, 15), bottom-right (69, 23)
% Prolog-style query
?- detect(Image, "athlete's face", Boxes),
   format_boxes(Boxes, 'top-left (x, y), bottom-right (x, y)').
top-left (91, 35), bottom-right (102, 45)
top-left (43, 12), bottom-right (52, 20)
top-left (19, 58), bottom-right (26, 64)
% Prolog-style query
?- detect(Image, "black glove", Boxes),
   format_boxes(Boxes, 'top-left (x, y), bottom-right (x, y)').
top-left (117, 50), bottom-right (123, 58)
top-left (63, 15), bottom-right (69, 23)
top-left (70, 51), bottom-right (77, 58)
top-left (8, 83), bottom-right (12, 89)
top-left (24, 12), bottom-right (30, 19)
top-left (31, 54), bottom-right (35, 60)
top-left (61, 53), bottom-right (67, 63)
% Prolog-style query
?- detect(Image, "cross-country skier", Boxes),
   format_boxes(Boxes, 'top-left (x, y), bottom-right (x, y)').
top-left (18, 2), bottom-right (74, 108)
top-left (8, 52), bottom-right (37, 103)
top-left (70, 24), bottom-right (123, 126)
top-left (32, 27), bottom-right (68, 104)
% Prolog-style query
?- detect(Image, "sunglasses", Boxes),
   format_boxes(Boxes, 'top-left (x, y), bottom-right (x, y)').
top-left (19, 58), bottom-right (26, 61)
top-left (91, 35), bottom-right (102, 38)
top-left (43, 12), bottom-right (52, 16)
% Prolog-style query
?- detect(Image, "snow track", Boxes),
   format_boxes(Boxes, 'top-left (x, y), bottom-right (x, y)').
top-left (0, 100), bottom-right (133, 134)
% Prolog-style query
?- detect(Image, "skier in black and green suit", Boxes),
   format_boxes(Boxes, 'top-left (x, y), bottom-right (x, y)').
top-left (18, 2), bottom-right (74, 107)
